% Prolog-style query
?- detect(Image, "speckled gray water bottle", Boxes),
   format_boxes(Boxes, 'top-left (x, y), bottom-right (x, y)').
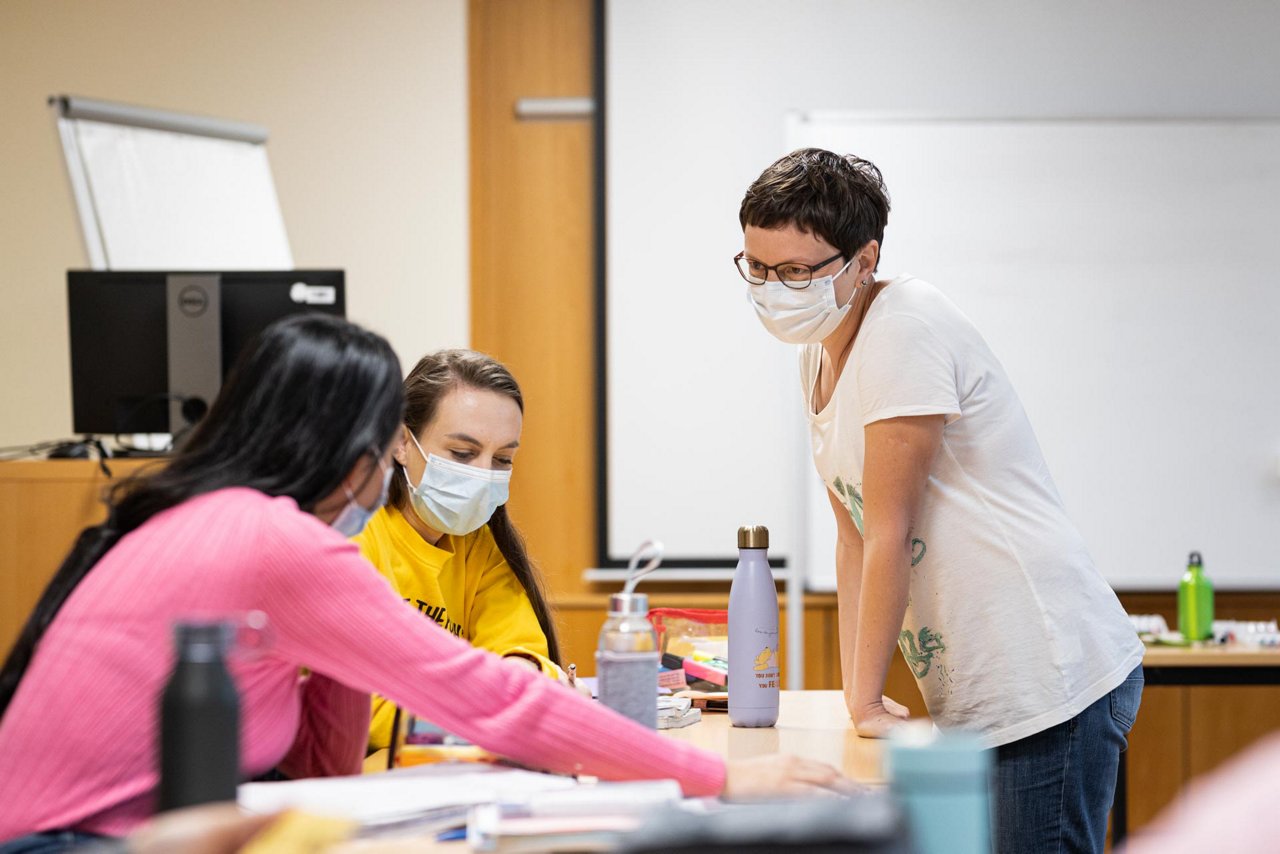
top-left (729, 524), bottom-right (779, 727)
top-left (596, 541), bottom-right (662, 728)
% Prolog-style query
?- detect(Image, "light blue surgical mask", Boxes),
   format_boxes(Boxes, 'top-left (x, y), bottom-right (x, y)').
top-left (403, 431), bottom-right (511, 536)
top-left (331, 459), bottom-right (392, 538)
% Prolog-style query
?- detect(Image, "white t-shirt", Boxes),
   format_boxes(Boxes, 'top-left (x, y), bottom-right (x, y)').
top-left (801, 274), bottom-right (1143, 748)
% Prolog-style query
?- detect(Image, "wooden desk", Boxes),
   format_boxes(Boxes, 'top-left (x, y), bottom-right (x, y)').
top-left (1116, 643), bottom-right (1280, 844)
top-left (1140, 643), bottom-right (1280, 683)
top-left (662, 690), bottom-right (883, 784)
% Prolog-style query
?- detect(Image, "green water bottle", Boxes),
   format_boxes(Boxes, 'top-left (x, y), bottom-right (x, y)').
top-left (1178, 551), bottom-right (1214, 642)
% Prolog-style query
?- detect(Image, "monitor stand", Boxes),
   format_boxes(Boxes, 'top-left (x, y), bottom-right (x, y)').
top-left (165, 274), bottom-right (222, 435)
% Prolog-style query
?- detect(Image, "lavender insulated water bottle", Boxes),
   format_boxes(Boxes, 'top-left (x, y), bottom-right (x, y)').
top-left (729, 525), bottom-right (779, 727)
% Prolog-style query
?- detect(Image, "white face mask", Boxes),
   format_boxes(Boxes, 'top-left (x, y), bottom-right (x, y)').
top-left (402, 431), bottom-right (511, 536)
top-left (331, 460), bottom-right (392, 538)
top-left (747, 258), bottom-right (860, 345)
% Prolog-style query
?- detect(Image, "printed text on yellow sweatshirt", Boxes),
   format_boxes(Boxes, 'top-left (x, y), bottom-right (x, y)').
top-left (353, 505), bottom-right (556, 750)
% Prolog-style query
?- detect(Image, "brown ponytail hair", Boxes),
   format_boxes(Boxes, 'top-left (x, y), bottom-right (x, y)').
top-left (393, 350), bottom-right (562, 666)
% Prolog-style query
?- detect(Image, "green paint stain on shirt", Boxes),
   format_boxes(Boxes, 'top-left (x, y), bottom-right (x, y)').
top-left (899, 626), bottom-right (946, 678)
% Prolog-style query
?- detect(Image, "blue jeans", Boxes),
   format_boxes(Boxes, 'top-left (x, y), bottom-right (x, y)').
top-left (995, 665), bottom-right (1144, 853)
top-left (0, 832), bottom-right (115, 854)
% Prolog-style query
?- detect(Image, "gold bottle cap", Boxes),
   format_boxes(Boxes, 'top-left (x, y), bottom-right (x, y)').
top-left (738, 525), bottom-right (769, 549)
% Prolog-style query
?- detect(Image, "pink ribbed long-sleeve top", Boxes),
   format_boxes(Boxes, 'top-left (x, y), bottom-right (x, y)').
top-left (0, 488), bottom-right (725, 839)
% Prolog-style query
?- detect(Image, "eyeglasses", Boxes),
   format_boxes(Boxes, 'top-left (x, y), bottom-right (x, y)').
top-left (734, 250), bottom-right (844, 290)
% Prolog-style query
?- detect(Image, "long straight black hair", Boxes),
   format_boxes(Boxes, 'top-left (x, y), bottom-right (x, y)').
top-left (0, 314), bottom-right (404, 720)
top-left (387, 349), bottom-right (562, 666)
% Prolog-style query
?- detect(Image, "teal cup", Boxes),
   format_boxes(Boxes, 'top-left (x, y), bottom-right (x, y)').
top-left (885, 722), bottom-right (991, 854)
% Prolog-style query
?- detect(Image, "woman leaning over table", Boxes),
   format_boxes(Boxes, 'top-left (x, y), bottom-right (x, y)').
top-left (0, 315), bottom-right (840, 851)
top-left (737, 148), bottom-right (1144, 853)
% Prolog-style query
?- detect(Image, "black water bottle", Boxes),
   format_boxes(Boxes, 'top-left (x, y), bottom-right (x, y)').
top-left (158, 622), bottom-right (240, 811)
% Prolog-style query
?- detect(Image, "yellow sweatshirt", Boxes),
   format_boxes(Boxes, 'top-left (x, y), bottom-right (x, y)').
top-left (354, 504), bottom-right (558, 750)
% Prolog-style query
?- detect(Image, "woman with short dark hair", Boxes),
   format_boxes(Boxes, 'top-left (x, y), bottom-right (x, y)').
top-left (738, 148), bottom-right (1144, 853)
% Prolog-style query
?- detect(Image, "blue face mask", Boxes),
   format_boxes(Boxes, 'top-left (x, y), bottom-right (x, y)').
top-left (403, 431), bottom-right (511, 536)
top-left (331, 460), bottom-right (392, 538)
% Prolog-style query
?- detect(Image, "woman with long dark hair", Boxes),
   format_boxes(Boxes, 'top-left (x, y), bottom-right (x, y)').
top-left (354, 350), bottom-right (573, 750)
top-left (0, 315), bottom-right (839, 848)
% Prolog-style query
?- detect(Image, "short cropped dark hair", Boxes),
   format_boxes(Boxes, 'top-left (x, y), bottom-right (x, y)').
top-left (739, 148), bottom-right (891, 269)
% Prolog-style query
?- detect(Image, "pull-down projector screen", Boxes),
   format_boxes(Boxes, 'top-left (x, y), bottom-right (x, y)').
top-left (52, 95), bottom-right (292, 270)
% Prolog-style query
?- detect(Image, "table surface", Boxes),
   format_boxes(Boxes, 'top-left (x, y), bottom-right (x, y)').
top-left (363, 690), bottom-right (881, 779)
top-left (1141, 643), bottom-right (1280, 666)
top-left (662, 690), bottom-right (883, 783)
top-left (340, 690), bottom-right (876, 851)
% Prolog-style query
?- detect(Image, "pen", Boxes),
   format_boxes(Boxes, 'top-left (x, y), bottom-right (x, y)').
top-left (568, 663), bottom-right (577, 686)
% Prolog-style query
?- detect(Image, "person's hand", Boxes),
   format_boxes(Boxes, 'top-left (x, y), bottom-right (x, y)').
top-left (558, 668), bottom-right (593, 699)
top-left (722, 753), bottom-right (847, 799)
top-left (853, 699), bottom-right (908, 738)
top-left (127, 804), bottom-right (278, 854)
top-left (882, 695), bottom-right (911, 719)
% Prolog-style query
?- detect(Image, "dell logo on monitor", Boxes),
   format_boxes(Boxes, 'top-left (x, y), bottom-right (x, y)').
top-left (289, 282), bottom-right (336, 305)
top-left (177, 285), bottom-right (209, 317)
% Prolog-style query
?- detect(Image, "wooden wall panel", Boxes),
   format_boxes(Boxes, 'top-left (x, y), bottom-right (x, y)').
top-left (884, 651), bottom-right (929, 718)
top-left (555, 593), bottom-right (926, 722)
top-left (555, 593), bottom-right (841, 685)
top-left (1126, 686), bottom-right (1188, 829)
top-left (1187, 686), bottom-right (1280, 778)
top-left (469, 0), bottom-right (595, 598)
top-left (1118, 591), bottom-right (1280, 626)
top-left (803, 601), bottom-right (839, 691)
top-left (0, 460), bottom-right (151, 657)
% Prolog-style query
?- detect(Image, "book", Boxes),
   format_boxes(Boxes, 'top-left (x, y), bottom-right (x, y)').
top-left (466, 779), bottom-right (682, 852)
top-left (657, 696), bottom-right (701, 730)
top-left (680, 656), bottom-right (728, 687)
top-left (674, 689), bottom-right (729, 712)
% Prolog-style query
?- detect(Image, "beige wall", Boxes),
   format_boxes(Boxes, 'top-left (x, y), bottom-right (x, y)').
top-left (0, 0), bottom-right (468, 447)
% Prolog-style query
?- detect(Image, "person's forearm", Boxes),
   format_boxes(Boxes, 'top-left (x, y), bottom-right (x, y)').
top-left (850, 534), bottom-right (912, 720)
top-left (834, 540), bottom-right (863, 715)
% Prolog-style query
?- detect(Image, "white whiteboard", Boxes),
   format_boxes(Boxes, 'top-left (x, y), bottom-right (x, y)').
top-left (54, 97), bottom-right (292, 271)
top-left (605, 181), bottom-right (805, 564)
top-left (72, 120), bottom-right (292, 270)
top-left (793, 115), bottom-right (1280, 591)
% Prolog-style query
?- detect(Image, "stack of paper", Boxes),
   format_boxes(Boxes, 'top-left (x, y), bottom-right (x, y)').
top-left (238, 763), bottom-right (577, 827)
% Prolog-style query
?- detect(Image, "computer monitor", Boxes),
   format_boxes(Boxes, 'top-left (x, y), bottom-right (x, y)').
top-left (67, 270), bottom-right (345, 436)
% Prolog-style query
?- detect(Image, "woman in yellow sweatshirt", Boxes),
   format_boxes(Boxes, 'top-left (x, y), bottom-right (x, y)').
top-left (354, 349), bottom-right (566, 749)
